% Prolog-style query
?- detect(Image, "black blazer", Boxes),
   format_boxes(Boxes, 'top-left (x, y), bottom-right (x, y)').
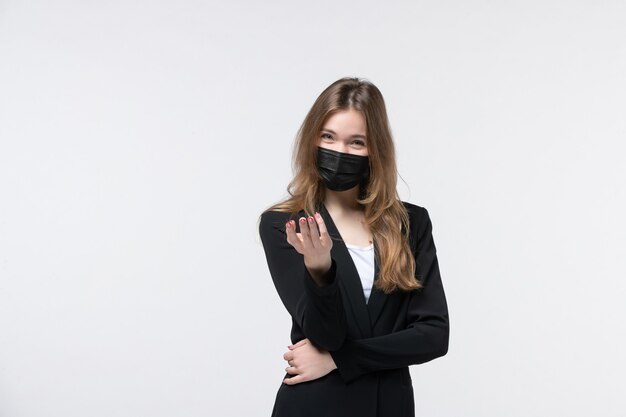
top-left (259, 201), bottom-right (449, 417)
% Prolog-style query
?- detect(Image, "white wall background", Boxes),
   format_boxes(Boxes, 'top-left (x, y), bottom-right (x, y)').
top-left (1, 1), bottom-right (625, 416)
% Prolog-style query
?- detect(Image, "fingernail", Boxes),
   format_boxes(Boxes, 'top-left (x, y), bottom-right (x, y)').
top-left (308, 217), bottom-right (314, 223)
top-left (315, 212), bottom-right (320, 218)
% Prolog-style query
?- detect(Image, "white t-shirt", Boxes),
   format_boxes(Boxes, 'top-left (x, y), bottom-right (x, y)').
top-left (345, 242), bottom-right (375, 303)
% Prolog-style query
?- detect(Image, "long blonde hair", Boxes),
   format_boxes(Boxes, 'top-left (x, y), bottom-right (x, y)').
top-left (263, 77), bottom-right (421, 293)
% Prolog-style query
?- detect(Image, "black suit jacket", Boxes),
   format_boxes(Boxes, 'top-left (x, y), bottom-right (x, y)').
top-left (259, 201), bottom-right (449, 417)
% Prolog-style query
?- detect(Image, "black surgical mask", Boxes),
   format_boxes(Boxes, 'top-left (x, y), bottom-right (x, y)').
top-left (316, 146), bottom-right (370, 191)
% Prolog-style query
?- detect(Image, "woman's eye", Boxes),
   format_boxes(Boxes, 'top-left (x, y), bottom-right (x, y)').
top-left (352, 140), bottom-right (365, 146)
top-left (321, 133), bottom-right (333, 140)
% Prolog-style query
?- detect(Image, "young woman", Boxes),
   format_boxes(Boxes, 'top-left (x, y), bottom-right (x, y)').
top-left (258, 77), bottom-right (449, 417)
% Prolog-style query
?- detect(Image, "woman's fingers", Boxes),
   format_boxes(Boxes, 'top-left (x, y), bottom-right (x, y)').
top-left (286, 218), bottom-right (308, 253)
top-left (289, 339), bottom-right (308, 349)
top-left (298, 217), bottom-right (312, 249)
top-left (301, 215), bottom-right (325, 250)
top-left (314, 212), bottom-right (332, 246)
top-left (285, 220), bottom-right (302, 252)
top-left (285, 213), bottom-right (332, 256)
top-left (285, 366), bottom-right (297, 374)
top-left (307, 216), bottom-right (322, 249)
top-left (283, 374), bottom-right (306, 385)
top-left (305, 212), bottom-right (331, 248)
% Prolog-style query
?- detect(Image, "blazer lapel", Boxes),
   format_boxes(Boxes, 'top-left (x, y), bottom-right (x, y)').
top-left (319, 203), bottom-right (373, 339)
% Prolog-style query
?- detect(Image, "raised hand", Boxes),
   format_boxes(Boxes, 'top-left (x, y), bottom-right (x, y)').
top-left (285, 212), bottom-right (333, 284)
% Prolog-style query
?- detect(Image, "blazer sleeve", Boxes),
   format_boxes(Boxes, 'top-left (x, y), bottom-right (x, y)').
top-left (329, 206), bottom-right (449, 383)
top-left (259, 210), bottom-right (347, 351)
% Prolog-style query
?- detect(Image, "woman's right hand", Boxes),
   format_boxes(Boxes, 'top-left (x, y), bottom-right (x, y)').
top-left (285, 212), bottom-right (333, 285)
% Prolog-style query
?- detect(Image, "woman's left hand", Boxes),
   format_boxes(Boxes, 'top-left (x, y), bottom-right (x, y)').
top-left (282, 338), bottom-right (337, 385)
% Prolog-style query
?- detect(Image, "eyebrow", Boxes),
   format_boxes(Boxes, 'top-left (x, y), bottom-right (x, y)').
top-left (321, 129), bottom-right (367, 140)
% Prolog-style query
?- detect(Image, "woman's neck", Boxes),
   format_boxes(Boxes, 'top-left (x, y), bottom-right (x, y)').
top-left (323, 186), bottom-right (363, 215)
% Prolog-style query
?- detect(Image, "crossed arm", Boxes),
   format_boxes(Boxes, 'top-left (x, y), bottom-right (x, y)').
top-left (260, 206), bottom-right (449, 385)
